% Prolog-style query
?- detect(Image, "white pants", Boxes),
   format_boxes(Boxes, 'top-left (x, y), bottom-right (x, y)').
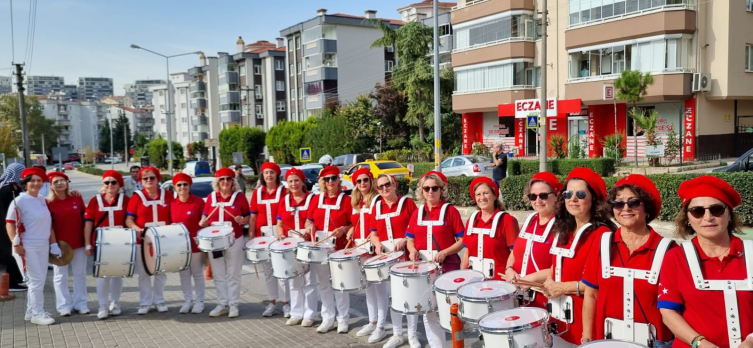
top-left (365, 282), bottom-right (389, 327)
top-left (288, 269), bottom-right (317, 320)
top-left (209, 240), bottom-right (243, 306)
top-left (53, 247), bottom-right (88, 312)
top-left (311, 263), bottom-right (349, 322)
top-left (422, 311), bottom-right (446, 348)
top-left (387, 279), bottom-right (418, 337)
top-left (179, 252), bottom-right (206, 303)
top-left (136, 245), bottom-right (167, 306)
top-left (21, 245), bottom-right (48, 316)
top-left (262, 262), bottom-right (290, 302)
top-left (96, 277), bottom-right (123, 307)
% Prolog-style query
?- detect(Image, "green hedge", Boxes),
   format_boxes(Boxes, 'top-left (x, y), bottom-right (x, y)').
top-left (407, 176), bottom-right (476, 207)
top-left (410, 162), bottom-right (436, 179)
top-left (509, 158), bottom-right (616, 177)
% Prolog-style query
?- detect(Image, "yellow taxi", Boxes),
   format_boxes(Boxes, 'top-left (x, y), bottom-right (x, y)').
top-left (342, 160), bottom-right (413, 183)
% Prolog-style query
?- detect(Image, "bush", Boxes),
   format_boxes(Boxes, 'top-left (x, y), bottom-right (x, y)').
top-left (396, 177), bottom-right (410, 197)
top-left (508, 158), bottom-right (616, 177)
top-left (548, 135), bottom-right (567, 159)
top-left (411, 162), bottom-right (436, 179)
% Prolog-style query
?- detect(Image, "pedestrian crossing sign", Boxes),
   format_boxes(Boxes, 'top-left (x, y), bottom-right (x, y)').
top-left (300, 147), bottom-right (312, 162)
top-left (527, 115), bottom-right (539, 129)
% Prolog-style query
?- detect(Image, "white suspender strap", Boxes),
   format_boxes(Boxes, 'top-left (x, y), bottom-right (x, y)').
top-left (467, 211), bottom-right (505, 260)
top-left (551, 223), bottom-right (591, 282)
top-left (519, 214), bottom-right (555, 276)
top-left (648, 238), bottom-right (673, 284)
top-left (212, 191), bottom-right (242, 223)
top-left (376, 196), bottom-right (408, 242)
top-left (257, 186), bottom-right (282, 228)
top-left (417, 203), bottom-right (449, 253)
top-left (318, 192), bottom-right (344, 232)
top-left (289, 194), bottom-right (314, 230)
top-left (134, 190), bottom-right (165, 224)
top-left (745, 240), bottom-right (753, 289)
top-left (96, 193), bottom-right (124, 227)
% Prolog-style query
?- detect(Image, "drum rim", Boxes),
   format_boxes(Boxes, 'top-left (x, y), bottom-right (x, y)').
top-left (433, 269), bottom-right (485, 293)
top-left (477, 307), bottom-right (550, 334)
top-left (329, 251), bottom-right (368, 261)
top-left (363, 256), bottom-right (401, 269)
top-left (389, 261), bottom-right (438, 277)
top-left (456, 281), bottom-right (517, 302)
top-left (297, 242), bottom-right (334, 251)
top-left (577, 340), bottom-right (649, 348)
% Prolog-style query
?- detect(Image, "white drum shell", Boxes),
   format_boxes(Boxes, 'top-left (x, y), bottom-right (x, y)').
top-left (142, 224), bottom-right (192, 274)
top-left (329, 251), bottom-right (368, 292)
top-left (389, 261), bottom-right (438, 314)
top-left (363, 252), bottom-right (404, 284)
top-left (478, 308), bottom-right (552, 348)
top-left (296, 242), bottom-right (333, 264)
top-left (197, 226), bottom-right (235, 252)
top-left (457, 281), bottom-right (517, 323)
top-left (433, 269), bottom-right (485, 332)
top-left (94, 227), bottom-right (137, 278)
top-left (244, 237), bottom-right (275, 263)
top-left (270, 239), bottom-right (308, 279)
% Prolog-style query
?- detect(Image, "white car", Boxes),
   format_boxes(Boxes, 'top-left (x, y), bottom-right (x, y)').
top-left (229, 164), bottom-right (255, 177)
top-left (104, 157), bottom-right (122, 164)
top-left (160, 177), bottom-right (214, 201)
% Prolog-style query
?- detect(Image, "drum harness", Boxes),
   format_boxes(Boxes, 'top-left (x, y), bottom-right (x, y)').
top-left (682, 239), bottom-right (753, 348)
top-left (256, 186), bottom-right (283, 236)
top-left (133, 189), bottom-right (167, 228)
top-left (210, 191), bottom-right (243, 226)
top-left (516, 213), bottom-right (556, 305)
top-left (351, 195), bottom-right (381, 253)
top-left (374, 196), bottom-right (408, 250)
top-left (466, 210), bottom-right (506, 279)
top-left (547, 222), bottom-right (592, 335)
top-left (284, 193), bottom-right (314, 231)
top-left (95, 193), bottom-right (124, 228)
top-left (416, 203), bottom-right (449, 262)
top-left (316, 192), bottom-right (345, 242)
top-left (600, 231), bottom-right (672, 347)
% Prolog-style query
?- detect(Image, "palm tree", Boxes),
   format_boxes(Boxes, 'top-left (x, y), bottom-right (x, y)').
top-left (614, 70), bottom-right (654, 166)
top-left (629, 108), bottom-right (660, 166)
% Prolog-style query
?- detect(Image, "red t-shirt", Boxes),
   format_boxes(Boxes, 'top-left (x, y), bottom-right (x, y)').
top-left (405, 202), bottom-right (464, 251)
top-left (369, 196), bottom-right (417, 242)
top-left (658, 236), bottom-right (753, 348)
top-left (276, 193), bottom-right (314, 237)
top-left (582, 228), bottom-right (676, 341)
top-left (549, 224), bottom-right (612, 344)
top-left (350, 196), bottom-right (379, 241)
top-left (203, 191), bottom-right (250, 238)
top-left (462, 210), bottom-right (519, 281)
top-left (126, 189), bottom-right (173, 243)
top-left (306, 192), bottom-right (352, 251)
top-left (249, 185), bottom-right (287, 230)
top-left (170, 194), bottom-right (205, 253)
top-left (47, 195), bottom-right (86, 250)
top-left (84, 194), bottom-right (130, 245)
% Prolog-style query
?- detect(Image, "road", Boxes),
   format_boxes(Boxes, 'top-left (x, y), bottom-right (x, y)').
top-left (68, 169), bottom-right (107, 202)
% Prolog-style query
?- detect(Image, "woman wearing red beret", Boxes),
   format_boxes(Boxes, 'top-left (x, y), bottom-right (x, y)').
top-left (170, 173), bottom-right (206, 314)
top-left (200, 167), bottom-right (250, 318)
top-left (581, 174), bottom-right (676, 346)
top-left (46, 172), bottom-right (89, 317)
top-left (249, 162), bottom-right (289, 318)
top-left (84, 170), bottom-right (129, 319)
top-left (305, 165), bottom-right (353, 334)
top-left (505, 172), bottom-right (561, 310)
top-left (658, 176), bottom-right (753, 348)
top-left (461, 176), bottom-right (519, 280)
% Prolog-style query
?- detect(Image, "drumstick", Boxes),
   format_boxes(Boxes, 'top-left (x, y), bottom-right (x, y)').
top-left (279, 223), bottom-right (304, 237)
top-left (205, 205), bottom-right (220, 220)
top-left (364, 252), bottom-right (394, 265)
top-left (344, 239), bottom-right (352, 250)
top-left (223, 208), bottom-right (238, 220)
top-left (498, 273), bottom-right (546, 293)
top-left (345, 239), bottom-right (369, 252)
top-left (397, 260), bottom-right (432, 269)
top-left (253, 263), bottom-right (259, 279)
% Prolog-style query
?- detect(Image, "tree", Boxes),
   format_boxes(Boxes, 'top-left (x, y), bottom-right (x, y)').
top-left (0, 95), bottom-right (60, 156)
top-left (134, 133), bottom-right (149, 157)
top-left (146, 137), bottom-right (183, 170)
top-left (266, 120), bottom-right (310, 164)
top-left (0, 125), bottom-right (20, 159)
top-left (219, 127), bottom-right (266, 172)
top-left (630, 108), bottom-right (660, 166)
top-left (614, 70), bottom-right (654, 166)
top-left (664, 125), bottom-right (680, 165)
top-left (112, 110), bottom-right (133, 157)
top-left (99, 121), bottom-right (111, 154)
top-left (82, 146), bottom-right (96, 164)
top-left (370, 81), bottom-right (410, 151)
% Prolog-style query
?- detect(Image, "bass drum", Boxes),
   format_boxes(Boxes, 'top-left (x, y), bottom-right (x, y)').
top-left (93, 227), bottom-right (137, 278)
top-left (142, 224), bottom-right (192, 275)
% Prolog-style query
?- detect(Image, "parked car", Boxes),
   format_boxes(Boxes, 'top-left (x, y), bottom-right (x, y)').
top-left (54, 166), bottom-right (65, 173)
top-left (332, 154), bottom-right (374, 173)
top-left (712, 148), bottom-right (753, 172)
top-left (63, 163), bottom-right (74, 171)
top-left (280, 164), bottom-right (323, 191)
top-left (342, 160), bottom-right (413, 183)
top-left (229, 164), bottom-right (255, 177)
top-left (440, 155), bottom-right (494, 177)
top-left (161, 177), bottom-right (214, 201)
top-left (70, 161), bottom-right (82, 168)
top-left (104, 156), bottom-right (122, 164)
top-left (184, 161), bottom-right (211, 177)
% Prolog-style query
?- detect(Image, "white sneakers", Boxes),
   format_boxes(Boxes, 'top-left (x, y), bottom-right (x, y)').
top-left (24, 310), bottom-right (32, 321)
top-left (317, 320), bottom-right (336, 333)
top-left (286, 317), bottom-right (303, 326)
top-left (109, 302), bottom-right (121, 316)
top-left (191, 301), bottom-right (204, 314)
top-left (179, 302), bottom-right (192, 314)
top-left (262, 303), bottom-right (277, 317)
top-left (59, 309), bottom-right (71, 317)
top-left (228, 304), bottom-right (239, 318)
top-left (337, 321), bottom-right (349, 334)
top-left (77, 308), bottom-right (90, 315)
top-left (97, 306), bottom-right (108, 320)
top-left (408, 335), bottom-right (421, 348)
top-left (137, 305), bottom-right (152, 315)
top-left (282, 304), bottom-right (291, 318)
top-left (301, 319), bottom-right (315, 327)
top-left (156, 303), bottom-right (168, 313)
top-left (383, 336), bottom-right (405, 348)
top-left (31, 312), bottom-right (55, 326)
top-left (356, 323), bottom-right (376, 337)
top-left (209, 305), bottom-right (228, 317)
top-left (368, 328), bottom-right (387, 344)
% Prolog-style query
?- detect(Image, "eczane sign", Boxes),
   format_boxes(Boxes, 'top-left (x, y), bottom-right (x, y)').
top-left (514, 98), bottom-right (558, 118)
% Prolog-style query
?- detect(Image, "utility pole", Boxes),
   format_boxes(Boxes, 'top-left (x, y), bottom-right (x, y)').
top-left (41, 134), bottom-right (45, 165)
top-left (538, 0), bottom-right (548, 172)
top-left (124, 118), bottom-right (129, 166)
top-left (109, 112), bottom-right (115, 170)
top-left (433, 0), bottom-right (442, 171)
top-left (14, 64), bottom-right (31, 168)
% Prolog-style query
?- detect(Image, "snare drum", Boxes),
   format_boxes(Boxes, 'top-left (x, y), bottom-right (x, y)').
top-left (296, 241), bottom-right (334, 264)
top-left (270, 238), bottom-right (308, 279)
top-left (380, 238), bottom-right (403, 253)
top-left (457, 280), bottom-right (517, 323)
top-left (363, 251), bottom-right (404, 284)
top-left (433, 269), bottom-right (485, 332)
top-left (577, 340), bottom-right (649, 348)
top-left (244, 237), bottom-right (276, 263)
top-left (196, 226), bottom-right (235, 252)
top-left (329, 248), bottom-right (368, 291)
top-left (142, 224), bottom-right (192, 275)
top-left (259, 226), bottom-right (275, 237)
top-left (389, 261), bottom-right (438, 314)
top-left (477, 308), bottom-right (552, 348)
top-left (93, 227), bottom-right (137, 278)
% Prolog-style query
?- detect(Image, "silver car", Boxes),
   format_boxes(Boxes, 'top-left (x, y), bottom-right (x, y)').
top-left (440, 155), bottom-right (494, 177)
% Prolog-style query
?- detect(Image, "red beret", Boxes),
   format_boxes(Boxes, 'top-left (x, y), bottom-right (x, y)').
top-left (215, 167), bottom-right (236, 179)
top-left (172, 173), bottom-right (193, 186)
top-left (47, 171), bottom-right (69, 183)
top-left (530, 172), bottom-right (563, 194)
top-left (261, 162), bottom-right (281, 176)
top-left (678, 175), bottom-right (741, 209)
top-left (615, 174), bottom-right (662, 218)
top-left (22, 168), bottom-right (47, 182)
top-left (138, 166), bottom-right (161, 182)
top-left (102, 170), bottom-right (124, 187)
top-left (469, 176), bottom-right (498, 201)
top-left (285, 167), bottom-right (305, 181)
top-left (566, 167), bottom-right (606, 200)
top-left (319, 166), bottom-right (340, 178)
top-left (351, 168), bottom-right (373, 185)
top-left (422, 170), bottom-right (448, 185)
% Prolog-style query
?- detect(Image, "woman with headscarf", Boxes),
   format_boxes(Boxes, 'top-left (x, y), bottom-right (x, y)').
top-left (0, 163), bottom-right (26, 292)
top-left (170, 173), bottom-right (206, 314)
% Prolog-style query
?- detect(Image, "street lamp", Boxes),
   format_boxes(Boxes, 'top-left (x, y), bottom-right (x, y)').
top-left (130, 44), bottom-right (203, 175)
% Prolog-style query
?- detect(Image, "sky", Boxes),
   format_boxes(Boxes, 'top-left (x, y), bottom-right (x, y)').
top-left (1, 0), bottom-right (422, 95)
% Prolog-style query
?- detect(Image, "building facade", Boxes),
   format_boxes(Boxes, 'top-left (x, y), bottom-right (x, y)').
top-left (25, 76), bottom-right (65, 96)
top-left (125, 79), bottom-right (166, 107)
top-left (149, 73), bottom-right (195, 146)
top-left (0, 76), bottom-right (11, 95)
top-left (38, 97), bottom-right (107, 155)
top-left (107, 105), bottom-right (154, 140)
top-left (280, 9), bottom-right (404, 120)
top-left (78, 77), bottom-right (114, 101)
top-left (188, 54), bottom-right (221, 164)
top-left (232, 37), bottom-right (288, 130)
top-left (397, 1), bottom-right (455, 67)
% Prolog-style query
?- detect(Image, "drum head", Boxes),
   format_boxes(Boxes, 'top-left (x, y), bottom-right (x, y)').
top-left (434, 269), bottom-right (485, 292)
top-left (142, 228), bottom-right (158, 275)
top-left (457, 280), bottom-right (517, 300)
top-left (478, 307), bottom-right (549, 332)
top-left (198, 226), bottom-right (233, 238)
top-left (365, 251), bottom-right (404, 266)
top-left (390, 261), bottom-right (438, 275)
top-left (246, 236), bottom-right (276, 249)
top-left (579, 340), bottom-right (649, 348)
top-left (270, 238), bottom-right (299, 251)
top-left (330, 248), bottom-right (368, 260)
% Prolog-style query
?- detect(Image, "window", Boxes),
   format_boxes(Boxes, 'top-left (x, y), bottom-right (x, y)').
top-left (455, 60), bottom-right (532, 93)
top-left (255, 105), bottom-right (263, 119)
top-left (298, 89), bottom-right (303, 98)
top-left (386, 60), bottom-right (394, 72)
top-left (526, 67), bottom-right (541, 87)
top-left (254, 65), bottom-right (261, 75)
top-left (569, 0), bottom-right (694, 27)
top-left (239, 65), bottom-right (246, 76)
top-left (288, 39), bottom-right (294, 51)
top-left (255, 85), bottom-right (262, 98)
top-left (747, 45), bottom-right (753, 72)
top-left (295, 37), bottom-right (300, 49)
top-left (454, 14), bottom-right (531, 51)
top-left (297, 63), bottom-right (301, 74)
top-left (159, 90), bottom-right (164, 97)
top-left (181, 103), bottom-right (186, 109)
top-left (276, 81), bottom-right (285, 91)
top-left (291, 88), bottom-right (296, 99)
top-left (748, 0), bottom-right (753, 11)
top-left (276, 101), bottom-right (286, 111)
top-left (292, 112), bottom-right (297, 120)
top-left (182, 132), bottom-right (188, 137)
top-left (439, 24), bottom-right (452, 36)
top-left (182, 117), bottom-right (187, 123)
top-left (275, 60), bottom-right (284, 70)
top-left (290, 64), bottom-right (294, 76)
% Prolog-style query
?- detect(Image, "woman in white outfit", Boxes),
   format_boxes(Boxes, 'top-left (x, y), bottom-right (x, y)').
top-left (5, 167), bottom-right (58, 325)
top-left (169, 173), bottom-right (206, 314)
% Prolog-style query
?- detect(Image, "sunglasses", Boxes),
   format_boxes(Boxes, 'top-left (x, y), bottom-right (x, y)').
top-left (142, 176), bottom-right (157, 182)
top-left (218, 177), bottom-right (234, 182)
top-left (611, 199), bottom-right (642, 211)
top-left (422, 186), bottom-right (440, 193)
top-left (322, 175), bottom-right (338, 183)
top-left (102, 181), bottom-right (118, 186)
top-left (527, 192), bottom-right (554, 201)
top-left (356, 178), bottom-right (370, 185)
top-left (52, 181), bottom-right (68, 186)
top-left (687, 204), bottom-right (727, 219)
top-left (563, 190), bottom-right (588, 200)
top-left (377, 182), bottom-right (392, 191)
top-left (176, 183), bottom-right (189, 187)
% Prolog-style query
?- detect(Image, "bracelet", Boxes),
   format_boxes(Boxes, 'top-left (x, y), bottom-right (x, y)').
top-left (576, 281), bottom-right (581, 297)
top-left (691, 335), bottom-right (705, 348)
top-left (85, 245), bottom-right (92, 250)
top-left (505, 266), bottom-right (515, 272)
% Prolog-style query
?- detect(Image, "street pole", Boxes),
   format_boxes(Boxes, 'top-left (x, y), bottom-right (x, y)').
top-left (538, 0), bottom-right (548, 172)
top-left (41, 134), bottom-right (45, 165)
top-left (14, 64), bottom-right (31, 168)
top-left (165, 59), bottom-right (174, 175)
top-left (433, 0), bottom-right (441, 172)
top-left (124, 120), bottom-right (129, 166)
top-left (109, 112), bottom-right (115, 170)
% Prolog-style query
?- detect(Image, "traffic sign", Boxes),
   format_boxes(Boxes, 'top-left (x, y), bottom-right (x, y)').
top-left (526, 115), bottom-right (539, 129)
top-left (300, 147), bottom-right (312, 162)
top-left (232, 152), bottom-right (244, 164)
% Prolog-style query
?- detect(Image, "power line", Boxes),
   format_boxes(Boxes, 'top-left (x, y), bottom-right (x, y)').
top-left (26, 0), bottom-right (38, 74)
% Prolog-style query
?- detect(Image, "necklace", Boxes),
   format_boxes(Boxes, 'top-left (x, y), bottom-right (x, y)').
top-left (623, 233), bottom-right (649, 246)
top-left (706, 246), bottom-right (731, 259)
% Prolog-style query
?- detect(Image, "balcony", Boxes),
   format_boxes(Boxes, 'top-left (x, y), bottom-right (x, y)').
top-left (305, 93), bottom-right (337, 110)
top-left (565, 72), bottom-right (692, 104)
top-left (192, 132), bottom-right (209, 141)
top-left (58, 108), bottom-right (69, 116)
top-left (302, 39), bottom-right (337, 56)
top-left (190, 81), bottom-right (206, 93)
top-left (438, 35), bottom-right (454, 54)
top-left (452, 87), bottom-right (536, 113)
top-left (219, 92), bottom-right (240, 105)
top-left (192, 115), bottom-right (208, 125)
top-left (452, 41), bottom-right (535, 68)
top-left (303, 66), bottom-right (338, 83)
top-left (191, 98), bottom-right (207, 109)
top-left (452, 0), bottom-right (534, 26)
top-left (57, 118), bottom-right (72, 126)
top-left (218, 72), bottom-right (239, 85)
top-left (59, 139), bottom-right (72, 145)
top-left (220, 110), bottom-right (241, 123)
top-left (188, 66), bottom-right (204, 76)
top-left (60, 128), bottom-right (71, 136)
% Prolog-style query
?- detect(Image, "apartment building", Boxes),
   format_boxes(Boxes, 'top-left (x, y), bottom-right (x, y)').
top-left (187, 54), bottom-right (221, 163)
top-left (398, 1), bottom-right (455, 66)
top-left (453, 0), bottom-right (753, 160)
top-left (26, 76), bottom-right (65, 96)
top-left (232, 37), bottom-right (288, 130)
top-left (0, 76), bottom-right (12, 95)
top-left (125, 79), bottom-right (166, 107)
top-left (280, 9), bottom-right (404, 120)
top-left (149, 73), bottom-right (195, 146)
top-left (107, 105), bottom-right (154, 140)
top-left (78, 77), bottom-right (114, 101)
top-left (37, 96), bottom-right (107, 154)
top-left (60, 85), bottom-right (79, 100)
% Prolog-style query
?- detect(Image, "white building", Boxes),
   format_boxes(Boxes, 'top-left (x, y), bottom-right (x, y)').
top-left (125, 79), bottom-right (166, 107)
top-left (26, 76), bottom-right (65, 96)
top-left (150, 73), bottom-right (195, 147)
top-left (38, 96), bottom-right (107, 154)
top-left (0, 76), bottom-right (11, 95)
top-left (188, 54), bottom-right (221, 164)
top-left (78, 77), bottom-right (114, 101)
top-left (107, 106), bottom-right (154, 140)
